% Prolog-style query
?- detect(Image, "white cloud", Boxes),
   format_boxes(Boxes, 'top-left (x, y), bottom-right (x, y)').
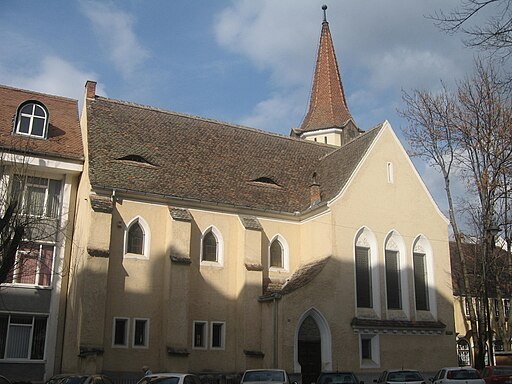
top-left (80, 0), bottom-right (150, 78)
top-left (0, 55), bottom-right (106, 109)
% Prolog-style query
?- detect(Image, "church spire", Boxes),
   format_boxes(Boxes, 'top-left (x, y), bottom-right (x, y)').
top-left (299, 5), bottom-right (355, 133)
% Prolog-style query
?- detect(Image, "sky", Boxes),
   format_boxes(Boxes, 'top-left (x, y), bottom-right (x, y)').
top-left (0, 0), bottom-right (498, 218)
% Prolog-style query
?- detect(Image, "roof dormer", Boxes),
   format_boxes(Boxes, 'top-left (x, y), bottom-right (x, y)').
top-left (14, 100), bottom-right (50, 139)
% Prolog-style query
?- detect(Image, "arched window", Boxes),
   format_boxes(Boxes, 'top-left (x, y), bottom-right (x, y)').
top-left (15, 101), bottom-right (49, 138)
top-left (127, 221), bottom-right (144, 254)
top-left (412, 235), bottom-right (435, 315)
top-left (202, 231), bottom-right (217, 262)
top-left (124, 217), bottom-right (150, 258)
top-left (354, 227), bottom-right (380, 314)
top-left (270, 240), bottom-right (283, 268)
top-left (201, 226), bottom-right (224, 266)
top-left (269, 235), bottom-right (289, 270)
top-left (384, 231), bottom-right (407, 313)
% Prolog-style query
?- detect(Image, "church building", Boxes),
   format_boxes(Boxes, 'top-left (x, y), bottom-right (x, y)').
top-left (62, 6), bottom-right (457, 382)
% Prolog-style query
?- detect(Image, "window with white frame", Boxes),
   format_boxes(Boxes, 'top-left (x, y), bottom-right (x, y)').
top-left (200, 227), bottom-right (223, 266)
top-left (360, 334), bottom-right (379, 368)
top-left (112, 317), bottom-right (129, 347)
top-left (193, 321), bottom-right (207, 349)
top-left (11, 175), bottom-right (62, 221)
top-left (124, 217), bottom-right (150, 258)
top-left (15, 101), bottom-right (49, 139)
top-left (133, 318), bottom-right (149, 348)
top-left (0, 313), bottom-right (47, 360)
top-left (210, 322), bottom-right (225, 349)
top-left (5, 243), bottom-right (55, 286)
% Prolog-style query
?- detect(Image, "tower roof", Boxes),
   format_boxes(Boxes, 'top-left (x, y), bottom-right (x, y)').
top-left (300, 6), bottom-right (354, 132)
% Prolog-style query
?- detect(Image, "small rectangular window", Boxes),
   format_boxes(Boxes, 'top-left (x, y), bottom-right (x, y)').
top-left (113, 318), bottom-right (128, 347)
top-left (361, 338), bottom-right (371, 359)
top-left (360, 334), bottom-right (379, 368)
top-left (193, 321), bottom-right (207, 349)
top-left (211, 322), bottom-right (225, 349)
top-left (133, 318), bottom-right (149, 348)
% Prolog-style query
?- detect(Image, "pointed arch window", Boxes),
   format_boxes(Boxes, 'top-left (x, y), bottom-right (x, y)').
top-left (202, 231), bottom-right (217, 262)
top-left (412, 235), bottom-right (435, 314)
top-left (268, 235), bottom-right (289, 271)
top-left (201, 226), bottom-right (224, 266)
top-left (270, 240), bottom-right (283, 268)
top-left (15, 101), bottom-right (49, 139)
top-left (124, 217), bottom-right (150, 258)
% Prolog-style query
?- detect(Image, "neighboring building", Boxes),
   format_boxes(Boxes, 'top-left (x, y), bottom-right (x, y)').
top-left (62, 8), bottom-right (457, 383)
top-left (450, 240), bottom-right (512, 367)
top-left (0, 85), bottom-right (84, 381)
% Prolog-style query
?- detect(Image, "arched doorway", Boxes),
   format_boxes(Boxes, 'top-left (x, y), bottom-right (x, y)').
top-left (295, 309), bottom-right (332, 384)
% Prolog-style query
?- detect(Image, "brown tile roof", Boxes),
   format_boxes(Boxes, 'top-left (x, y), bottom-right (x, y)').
top-left (299, 19), bottom-right (354, 133)
top-left (86, 96), bottom-right (382, 214)
top-left (0, 84), bottom-right (83, 161)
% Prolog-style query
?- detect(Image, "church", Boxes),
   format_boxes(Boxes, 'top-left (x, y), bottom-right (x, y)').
top-left (62, 6), bottom-right (457, 382)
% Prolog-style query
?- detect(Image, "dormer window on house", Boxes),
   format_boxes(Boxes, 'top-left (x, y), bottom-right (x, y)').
top-left (15, 101), bottom-right (49, 139)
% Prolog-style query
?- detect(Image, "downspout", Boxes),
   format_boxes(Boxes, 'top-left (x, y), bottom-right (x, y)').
top-left (259, 293), bottom-right (282, 368)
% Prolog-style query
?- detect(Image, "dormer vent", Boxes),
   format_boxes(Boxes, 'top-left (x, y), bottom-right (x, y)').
top-left (248, 177), bottom-right (281, 188)
top-left (116, 155), bottom-right (154, 166)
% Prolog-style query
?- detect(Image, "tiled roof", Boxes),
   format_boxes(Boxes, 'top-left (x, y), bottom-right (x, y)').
top-left (299, 20), bottom-right (354, 132)
top-left (86, 96), bottom-right (381, 214)
top-left (0, 84), bottom-right (83, 161)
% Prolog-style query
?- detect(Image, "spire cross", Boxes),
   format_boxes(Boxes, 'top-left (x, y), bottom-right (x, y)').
top-left (322, 4), bottom-right (328, 22)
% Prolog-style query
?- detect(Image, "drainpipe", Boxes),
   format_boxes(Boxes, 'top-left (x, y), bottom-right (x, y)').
top-left (259, 293), bottom-right (282, 368)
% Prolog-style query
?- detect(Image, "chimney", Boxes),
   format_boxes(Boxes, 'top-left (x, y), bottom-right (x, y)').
top-left (86, 80), bottom-right (97, 100)
top-left (310, 172), bottom-right (321, 206)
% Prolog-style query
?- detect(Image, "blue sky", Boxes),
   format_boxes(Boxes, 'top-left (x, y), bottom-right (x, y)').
top-left (0, 0), bottom-right (494, 215)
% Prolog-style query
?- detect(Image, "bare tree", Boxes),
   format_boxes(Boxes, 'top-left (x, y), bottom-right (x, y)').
top-left (400, 59), bottom-right (512, 367)
top-left (0, 146), bottom-right (65, 286)
top-left (432, 0), bottom-right (512, 62)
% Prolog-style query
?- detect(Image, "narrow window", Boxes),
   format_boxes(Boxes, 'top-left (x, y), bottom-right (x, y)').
top-left (193, 321), bottom-right (207, 349)
top-left (504, 299), bottom-right (510, 319)
top-left (211, 322), bottom-right (225, 349)
top-left (202, 231), bottom-right (217, 262)
top-left (464, 298), bottom-right (471, 319)
top-left (387, 162), bottom-right (394, 183)
top-left (494, 299), bottom-right (500, 318)
top-left (270, 239), bottom-right (283, 268)
top-left (133, 318), bottom-right (149, 348)
top-left (413, 252), bottom-right (429, 310)
top-left (355, 246), bottom-right (372, 308)
top-left (0, 314), bottom-right (47, 360)
top-left (360, 334), bottom-right (379, 367)
top-left (127, 221), bottom-right (144, 255)
top-left (113, 318), bottom-right (128, 347)
top-left (385, 250), bottom-right (401, 309)
top-left (361, 338), bottom-right (372, 359)
top-left (15, 102), bottom-right (49, 138)
top-left (324, 136), bottom-right (328, 144)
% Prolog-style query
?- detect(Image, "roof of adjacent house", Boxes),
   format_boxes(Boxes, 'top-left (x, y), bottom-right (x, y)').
top-left (0, 84), bottom-right (83, 161)
top-left (86, 95), bottom-right (383, 214)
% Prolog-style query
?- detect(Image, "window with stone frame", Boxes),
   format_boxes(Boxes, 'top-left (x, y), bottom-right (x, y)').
top-left (385, 249), bottom-right (402, 310)
top-left (270, 238), bottom-right (283, 268)
top-left (127, 221), bottom-right (144, 255)
top-left (413, 252), bottom-right (429, 311)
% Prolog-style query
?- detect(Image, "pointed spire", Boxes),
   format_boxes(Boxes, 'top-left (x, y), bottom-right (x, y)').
top-left (300, 5), bottom-right (354, 132)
